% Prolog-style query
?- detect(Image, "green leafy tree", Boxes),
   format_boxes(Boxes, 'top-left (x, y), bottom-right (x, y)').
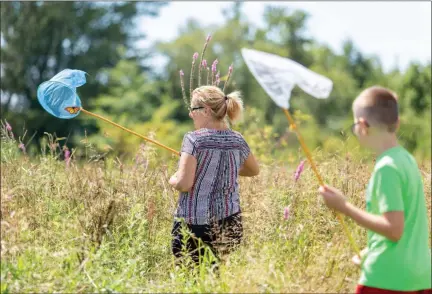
top-left (398, 62), bottom-right (431, 115)
top-left (1, 1), bottom-right (166, 145)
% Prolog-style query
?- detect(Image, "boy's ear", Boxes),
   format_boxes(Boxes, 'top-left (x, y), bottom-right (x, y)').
top-left (359, 117), bottom-right (368, 127)
top-left (358, 117), bottom-right (369, 135)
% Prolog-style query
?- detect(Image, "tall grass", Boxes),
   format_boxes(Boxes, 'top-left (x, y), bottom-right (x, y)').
top-left (1, 126), bottom-right (431, 293)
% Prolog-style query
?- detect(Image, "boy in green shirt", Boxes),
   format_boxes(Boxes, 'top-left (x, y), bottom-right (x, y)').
top-left (319, 86), bottom-right (431, 293)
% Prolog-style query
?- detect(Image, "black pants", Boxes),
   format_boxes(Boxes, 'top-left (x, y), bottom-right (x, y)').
top-left (171, 212), bottom-right (243, 265)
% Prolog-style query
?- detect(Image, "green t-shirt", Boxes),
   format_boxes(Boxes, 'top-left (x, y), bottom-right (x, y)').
top-left (359, 146), bottom-right (431, 291)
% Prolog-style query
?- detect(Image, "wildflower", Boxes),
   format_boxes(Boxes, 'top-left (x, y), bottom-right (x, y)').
top-left (211, 59), bottom-right (218, 73)
top-left (202, 59), bottom-right (207, 68)
top-left (284, 206), bottom-right (290, 220)
top-left (64, 147), bottom-right (71, 167)
top-left (190, 53), bottom-right (199, 98)
top-left (5, 120), bottom-right (14, 138)
top-left (18, 143), bottom-right (26, 154)
top-left (215, 71), bottom-right (220, 86)
top-left (198, 35), bottom-right (212, 86)
top-left (5, 121), bottom-right (12, 132)
top-left (211, 59), bottom-right (218, 84)
top-left (294, 160), bottom-right (306, 182)
top-left (179, 70), bottom-right (188, 108)
top-left (223, 63), bottom-right (234, 92)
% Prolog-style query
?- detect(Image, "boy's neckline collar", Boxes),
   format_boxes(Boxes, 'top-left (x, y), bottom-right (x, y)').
top-left (376, 145), bottom-right (401, 160)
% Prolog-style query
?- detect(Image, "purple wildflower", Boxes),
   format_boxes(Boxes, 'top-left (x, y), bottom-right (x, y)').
top-left (211, 59), bottom-right (218, 84)
top-left (190, 53), bottom-right (199, 98)
top-left (211, 59), bottom-right (218, 73)
top-left (4, 120), bottom-right (14, 138)
top-left (294, 160), bottom-right (306, 182)
top-left (198, 35), bottom-right (212, 86)
top-left (5, 121), bottom-right (12, 132)
top-left (64, 148), bottom-right (71, 167)
top-left (202, 59), bottom-right (207, 68)
top-left (223, 63), bottom-right (234, 92)
top-left (284, 206), bottom-right (290, 220)
top-left (18, 143), bottom-right (26, 154)
top-left (179, 69), bottom-right (188, 108)
top-left (215, 71), bottom-right (220, 86)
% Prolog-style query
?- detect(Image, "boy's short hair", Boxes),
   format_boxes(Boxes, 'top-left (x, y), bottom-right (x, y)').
top-left (353, 86), bottom-right (399, 132)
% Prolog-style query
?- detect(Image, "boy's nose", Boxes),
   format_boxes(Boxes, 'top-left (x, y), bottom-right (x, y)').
top-left (189, 112), bottom-right (193, 119)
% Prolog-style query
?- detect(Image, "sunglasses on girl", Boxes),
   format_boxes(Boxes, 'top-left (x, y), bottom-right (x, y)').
top-left (189, 106), bottom-right (205, 112)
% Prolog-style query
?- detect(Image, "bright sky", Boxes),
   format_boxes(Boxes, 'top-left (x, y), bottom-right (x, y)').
top-left (139, 1), bottom-right (431, 72)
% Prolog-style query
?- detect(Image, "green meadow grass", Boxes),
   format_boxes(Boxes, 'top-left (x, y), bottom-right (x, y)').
top-left (1, 129), bottom-right (430, 293)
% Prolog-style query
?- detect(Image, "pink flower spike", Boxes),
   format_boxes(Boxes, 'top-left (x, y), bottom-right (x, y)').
top-left (18, 143), bottom-right (26, 154)
top-left (284, 206), bottom-right (290, 220)
top-left (5, 121), bottom-right (12, 132)
top-left (228, 64), bottom-right (233, 74)
top-left (211, 59), bottom-right (218, 73)
top-left (193, 52), bottom-right (199, 60)
top-left (294, 160), bottom-right (306, 182)
top-left (206, 34), bottom-right (212, 42)
top-left (202, 59), bottom-right (207, 68)
top-left (64, 148), bottom-right (71, 167)
top-left (179, 70), bottom-right (184, 76)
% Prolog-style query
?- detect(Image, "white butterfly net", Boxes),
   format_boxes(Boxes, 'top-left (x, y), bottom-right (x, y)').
top-left (241, 48), bottom-right (333, 109)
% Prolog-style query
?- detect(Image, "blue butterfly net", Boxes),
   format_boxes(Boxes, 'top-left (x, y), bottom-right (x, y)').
top-left (37, 69), bottom-right (87, 119)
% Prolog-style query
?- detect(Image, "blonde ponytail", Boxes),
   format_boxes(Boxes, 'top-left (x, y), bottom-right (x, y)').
top-left (225, 91), bottom-right (243, 123)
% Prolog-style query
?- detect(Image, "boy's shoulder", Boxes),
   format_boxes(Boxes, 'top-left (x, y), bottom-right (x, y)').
top-left (374, 155), bottom-right (397, 171)
top-left (373, 146), bottom-right (420, 180)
